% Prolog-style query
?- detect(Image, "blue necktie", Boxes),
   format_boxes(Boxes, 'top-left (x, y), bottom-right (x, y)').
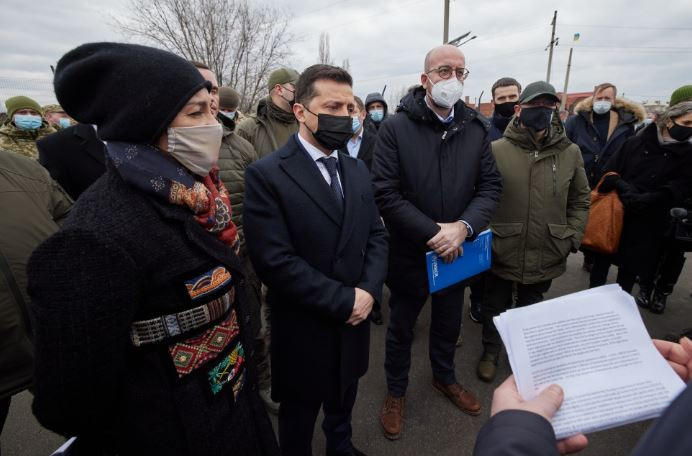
top-left (318, 156), bottom-right (344, 207)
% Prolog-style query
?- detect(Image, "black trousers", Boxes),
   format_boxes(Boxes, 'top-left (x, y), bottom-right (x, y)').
top-left (385, 284), bottom-right (465, 397)
top-left (481, 272), bottom-right (552, 354)
top-left (278, 381), bottom-right (358, 456)
top-left (655, 246), bottom-right (687, 294)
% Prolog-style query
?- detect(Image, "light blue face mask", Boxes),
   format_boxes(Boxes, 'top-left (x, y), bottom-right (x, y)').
top-left (221, 110), bottom-right (237, 120)
top-left (14, 114), bottom-right (42, 131)
top-left (58, 117), bottom-right (72, 129)
top-left (352, 116), bottom-right (362, 133)
top-left (369, 109), bottom-right (384, 122)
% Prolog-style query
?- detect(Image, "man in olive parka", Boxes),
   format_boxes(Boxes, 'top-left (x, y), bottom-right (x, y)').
top-left (477, 81), bottom-right (590, 382)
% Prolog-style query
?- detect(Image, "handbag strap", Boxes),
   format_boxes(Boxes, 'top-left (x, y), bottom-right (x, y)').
top-left (595, 171), bottom-right (620, 192)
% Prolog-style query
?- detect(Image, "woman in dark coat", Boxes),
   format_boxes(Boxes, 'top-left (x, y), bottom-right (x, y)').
top-left (589, 98), bottom-right (692, 309)
top-left (26, 43), bottom-right (279, 456)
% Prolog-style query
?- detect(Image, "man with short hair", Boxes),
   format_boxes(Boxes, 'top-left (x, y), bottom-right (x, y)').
top-left (372, 44), bottom-right (502, 440)
top-left (477, 81), bottom-right (590, 383)
top-left (566, 82), bottom-right (645, 188)
top-left (42, 104), bottom-right (72, 129)
top-left (0, 96), bottom-right (56, 159)
top-left (364, 92), bottom-right (388, 131)
top-left (244, 64), bottom-right (388, 456)
top-left (488, 77), bottom-right (521, 141)
top-left (237, 68), bottom-right (300, 158)
top-left (340, 95), bottom-right (382, 325)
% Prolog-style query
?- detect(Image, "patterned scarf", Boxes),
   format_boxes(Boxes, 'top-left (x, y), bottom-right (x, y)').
top-left (106, 141), bottom-right (238, 249)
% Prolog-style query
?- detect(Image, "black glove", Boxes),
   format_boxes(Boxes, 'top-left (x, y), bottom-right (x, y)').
top-left (622, 191), bottom-right (667, 215)
top-left (598, 174), bottom-right (620, 194)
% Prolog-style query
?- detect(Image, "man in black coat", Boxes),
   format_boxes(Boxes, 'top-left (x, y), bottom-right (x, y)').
top-left (244, 64), bottom-right (389, 456)
top-left (473, 337), bottom-right (692, 456)
top-left (372, 44), bottom-right (502, 440)
top-left (37, 123), bottom-right (106, 200)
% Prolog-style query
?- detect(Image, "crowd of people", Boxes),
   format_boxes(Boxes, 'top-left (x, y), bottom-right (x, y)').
top-left (0, 40), bottom-right (691, 456)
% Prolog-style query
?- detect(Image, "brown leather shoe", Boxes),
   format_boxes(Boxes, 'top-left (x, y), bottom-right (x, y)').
top-left (432, 379), bottom-right (481, 416)
top-left (380, 393), bottom-right (404, 440)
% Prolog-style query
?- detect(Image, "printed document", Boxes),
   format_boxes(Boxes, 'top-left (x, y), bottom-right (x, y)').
top-left (494, 284), bottom-right (686, 439)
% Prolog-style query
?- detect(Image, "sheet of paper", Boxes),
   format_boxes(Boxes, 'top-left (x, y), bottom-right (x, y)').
top-left (494, 285), bottom-right (685, 439)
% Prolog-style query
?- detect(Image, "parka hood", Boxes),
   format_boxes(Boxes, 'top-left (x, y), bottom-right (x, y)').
top-left (574, 96), bottom-right (646, 123)
top-left (503, 111), bottom-right (572, 152)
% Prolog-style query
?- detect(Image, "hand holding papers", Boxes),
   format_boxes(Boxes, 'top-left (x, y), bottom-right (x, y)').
top-left (494, 285), bottom-right (686, 439)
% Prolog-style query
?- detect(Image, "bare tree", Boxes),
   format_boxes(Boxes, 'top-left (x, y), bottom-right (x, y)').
top-left (318, 32), bottom-right (334, 65)
top-left (115, 0), bottom-right (294, 112)
top-left (341, 58), bottom-right (351, 73)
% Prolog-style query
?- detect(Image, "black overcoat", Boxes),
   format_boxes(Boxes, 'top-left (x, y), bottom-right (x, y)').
top-left (243, 134), bottom-right (388, 402)
top-left (371, 86), bottom-right (502, 298)
top-left (27, 161), bottom-right (278, 456)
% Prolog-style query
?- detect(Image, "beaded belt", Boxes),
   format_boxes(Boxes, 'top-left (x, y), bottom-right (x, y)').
top-left (130, 292), bottom-right (232, 347)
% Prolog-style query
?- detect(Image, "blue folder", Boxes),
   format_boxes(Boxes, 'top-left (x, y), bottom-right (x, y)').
top-left (426, 229), bottom-right (492, 293)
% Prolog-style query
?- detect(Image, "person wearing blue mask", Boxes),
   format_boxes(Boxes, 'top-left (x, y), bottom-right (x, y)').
top-left (43, 104), bottom-right (73, 130)
top-left (365, 92), bottom-right (389, 131)
top-left (339, 95), bottom-right (382, 327)
top-left (219, 86), bottom-right (245, 123)
top-left (0, 96), bottom-right (56, 159)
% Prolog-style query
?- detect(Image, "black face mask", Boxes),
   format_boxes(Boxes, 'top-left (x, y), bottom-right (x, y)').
top-left (304, 107), bottom-right (353, 150)
top-left (520, 107), bottom-right (554, 132)
top-left (669, 122), bottom-right (692, 142)
top-left (494, 101), bottom-right (517, 118)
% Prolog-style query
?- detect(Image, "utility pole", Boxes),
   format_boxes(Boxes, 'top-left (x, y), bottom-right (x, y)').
top-left (443, 0), bottom-right (450, 43)
top-left (560, 47), bottom-right (573, 112)
top-left (546, 10), bottom-right (558, 83)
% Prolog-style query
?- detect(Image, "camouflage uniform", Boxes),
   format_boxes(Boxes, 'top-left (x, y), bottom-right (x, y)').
top-left (0, 122), bottom-right (56, 159)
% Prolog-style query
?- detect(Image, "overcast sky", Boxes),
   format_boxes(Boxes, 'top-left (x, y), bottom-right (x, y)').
top-left (1, 0), bottom-right (691, 109)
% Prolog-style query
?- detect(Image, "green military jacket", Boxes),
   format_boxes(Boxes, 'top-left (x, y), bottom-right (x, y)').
top-left (0, 121), bottom-right (56, 159)
top-left (489, 115), bottom-right (591, 284)
top-left (217, 115), bottom-right (259, 251)
top-left (236, 98), bottom-right (298, 158)
top-left (0, 149), bottom-right (72, 398)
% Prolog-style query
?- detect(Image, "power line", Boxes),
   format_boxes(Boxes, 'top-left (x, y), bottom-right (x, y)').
top-left (559, 23), bottom-right (692, 31)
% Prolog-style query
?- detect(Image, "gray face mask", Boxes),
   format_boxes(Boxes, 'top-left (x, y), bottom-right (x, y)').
top-left (166, 123), bottom-right (223, 177)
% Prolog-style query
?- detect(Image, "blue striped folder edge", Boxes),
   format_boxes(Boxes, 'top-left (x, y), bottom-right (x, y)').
top-left (426, 229), bottom-right (492, 293)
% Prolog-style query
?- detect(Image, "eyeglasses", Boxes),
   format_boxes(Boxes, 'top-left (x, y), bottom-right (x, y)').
top-left (426, 66), bottom-right (470, 81)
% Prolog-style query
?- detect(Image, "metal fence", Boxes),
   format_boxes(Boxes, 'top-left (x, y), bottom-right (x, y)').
top-left (0, 76), bottom-right (57, 112)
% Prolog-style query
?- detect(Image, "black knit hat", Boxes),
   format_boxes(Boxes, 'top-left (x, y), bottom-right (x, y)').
top-left (54, 42), bottom-right (210, 143)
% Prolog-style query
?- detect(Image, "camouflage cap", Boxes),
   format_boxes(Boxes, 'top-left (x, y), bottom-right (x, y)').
top-left (42, 104), bottom-right (65, 114)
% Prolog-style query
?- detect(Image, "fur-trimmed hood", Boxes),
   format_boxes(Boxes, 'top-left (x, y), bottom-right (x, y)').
top-left (574, 96), bottom-right (646, 123)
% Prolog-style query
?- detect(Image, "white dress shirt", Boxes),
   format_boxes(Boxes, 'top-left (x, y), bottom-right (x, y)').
top-left (346, 129), bottom-right (364, 158)
top-left (297, 132), bottom-right (343, 189)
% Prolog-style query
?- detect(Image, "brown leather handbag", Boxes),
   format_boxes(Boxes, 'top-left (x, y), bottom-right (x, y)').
top-left (581, 172), bottom-right (624, 254)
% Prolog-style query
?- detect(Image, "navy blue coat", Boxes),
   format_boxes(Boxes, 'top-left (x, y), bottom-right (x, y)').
top-left (487, 112), bottom-right (512, 142)
top-left (565, 97), bottom-right (645, 187)
top-left (243, 134), bottom-right (388, 402)
top-left (371, 86), bottom-right (502, 298)
top-left (474, 384), bottom-right (692, 456)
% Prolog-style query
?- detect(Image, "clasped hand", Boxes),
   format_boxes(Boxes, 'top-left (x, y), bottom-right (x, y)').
top-left (346, 287), bottom-right (374, 326)
top-left (427, 221), bottom-right (467, 263)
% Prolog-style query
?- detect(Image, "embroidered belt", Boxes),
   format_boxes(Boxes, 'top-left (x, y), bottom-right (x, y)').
top-left (130, 292), bottom-right (232, 347)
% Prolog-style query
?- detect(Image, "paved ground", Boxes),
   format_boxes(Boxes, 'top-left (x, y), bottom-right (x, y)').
top-left (2, 252), bottom-right (691, 455)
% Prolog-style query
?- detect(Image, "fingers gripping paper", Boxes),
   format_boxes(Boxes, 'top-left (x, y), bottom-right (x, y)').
top-left (494, 285), bottom-right (686, 439)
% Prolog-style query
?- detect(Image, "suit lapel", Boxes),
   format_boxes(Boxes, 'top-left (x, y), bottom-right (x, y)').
top-left (279, 137), bottom-right (342, 226)
top-left (74, 124), bottom-right (106, 165)
top-left (336, 156), bottom-right (358, 254)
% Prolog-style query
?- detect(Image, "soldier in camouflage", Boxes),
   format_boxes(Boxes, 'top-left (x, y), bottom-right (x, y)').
top-left (0, 96), bottom-right (56, 159)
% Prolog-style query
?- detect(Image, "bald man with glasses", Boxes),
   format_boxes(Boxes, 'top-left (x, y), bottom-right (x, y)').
top-left (371, 44), bottom-right (502, 440)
